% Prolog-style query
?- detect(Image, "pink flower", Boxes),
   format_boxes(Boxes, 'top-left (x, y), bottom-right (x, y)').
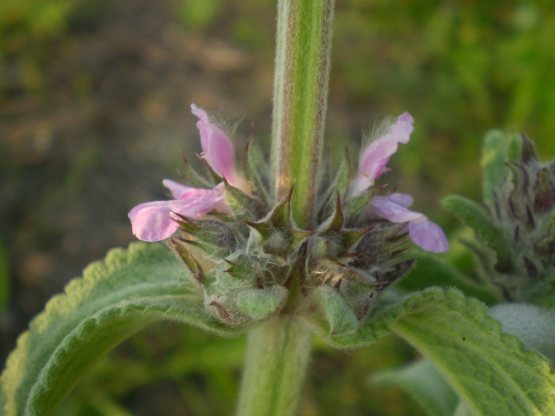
top-left (129, 104), bottom-right (248, 242)
top-left (349, 113), bottom-right (413, 198)
top-left (129, 180), bottom-right (224, 242)
top-left (191, 104), bottom-right (245, 189)
top-left (369, 193), bottom-right (449, 253)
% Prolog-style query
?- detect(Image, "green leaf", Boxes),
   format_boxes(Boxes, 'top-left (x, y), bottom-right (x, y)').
top-left (322, 288), bottom-right (555, 416)
top-left (442, 195), bottom-right (510, 268)
top-left (489, 303), bottom-right (555, 363)
top-left (453, 402), bottom-right (474, 416)
top-left (0, 243), bottom-right (238, 416)
top-left (373, 360), bottom-right (458, 416)
top-left (394, 290), bottom-right (555, 416)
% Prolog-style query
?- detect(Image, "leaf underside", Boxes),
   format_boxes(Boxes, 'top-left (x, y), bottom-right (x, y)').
top-left (0, 243), bottom-right (238, 416)
top-left (323, 288), bottom-right (555, 416)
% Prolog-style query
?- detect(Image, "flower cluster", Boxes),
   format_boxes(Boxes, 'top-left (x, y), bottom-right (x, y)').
top-left (129, 105), bottom-right (448, 330)
top-left (463, 135), bottom-right (555, 302)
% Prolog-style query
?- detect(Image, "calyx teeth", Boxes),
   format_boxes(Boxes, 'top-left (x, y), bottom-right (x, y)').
top-left (171, 152), bottom-right (415, 328)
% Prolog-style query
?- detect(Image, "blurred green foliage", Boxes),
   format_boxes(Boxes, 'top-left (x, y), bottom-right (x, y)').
top-left (0, 0), bottom-right (71, 46)
top-left (178, 0), bottom-right (220, 30)
top-left (0, 0), bottom-right (69, 91)
top-left (0, 242), bottom-right (9, 312)
top-left (0, 0), bottom-right (106, 92)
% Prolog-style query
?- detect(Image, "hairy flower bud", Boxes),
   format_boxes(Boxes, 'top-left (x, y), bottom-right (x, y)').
top-left (449, 133), bottom-right (555, 302)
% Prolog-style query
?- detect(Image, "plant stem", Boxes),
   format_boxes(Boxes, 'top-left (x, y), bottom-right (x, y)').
top-left (236, 318), bottom-right (313, 416)
top-left (271, 0), bottom-right (335, 228)
top-left (235, 2), bottom-right (336, 414)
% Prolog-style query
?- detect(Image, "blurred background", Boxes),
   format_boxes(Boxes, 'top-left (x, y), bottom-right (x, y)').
top-left (1, 0), bottom-right (554, 414)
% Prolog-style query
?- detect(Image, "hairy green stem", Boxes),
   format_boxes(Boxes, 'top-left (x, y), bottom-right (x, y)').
top-left (271, 0), bottom-right (335, 228)
top-left (236, 318), bottom-right (313, 416)
top-left (235, 2), bottom-right (335, 414)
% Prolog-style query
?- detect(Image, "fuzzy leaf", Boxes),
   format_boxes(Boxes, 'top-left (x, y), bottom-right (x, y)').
top-left (373, 360), bottom-right (458, 416)
top-left (489, 303), bottom-right (555, 363)
top-left (442, 195), bottom-right (510, 268)
top-left (453, 402), bottom-right (474, 416)
top-left (453, 402), bottom-right (476, 416)
top-left (0, 243), bottom-right (237, 416)
top-left (321, 288), bottom-right (555, 416)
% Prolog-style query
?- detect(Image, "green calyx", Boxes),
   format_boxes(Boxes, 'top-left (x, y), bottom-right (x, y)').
top-left (169, 149), bottom-right (414, 335)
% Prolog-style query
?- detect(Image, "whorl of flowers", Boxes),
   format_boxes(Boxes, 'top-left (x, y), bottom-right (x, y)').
top-left (128, 105), bottom-right (448, 331)
top-left (466, 135), bottom-right (555, 302)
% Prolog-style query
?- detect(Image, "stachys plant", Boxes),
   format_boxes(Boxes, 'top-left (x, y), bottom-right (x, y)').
top-left (2, 2), bottom-right (554, 416)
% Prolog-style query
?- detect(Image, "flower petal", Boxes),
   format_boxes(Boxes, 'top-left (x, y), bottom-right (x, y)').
top-left (349, 113), bottom-right (414, 198)
top-left (191, 104), bottom-right (236, 181)
top-left (359, 113), bottom-right (413, 178)
top-left (128, 200), bottom-right (180, 242)
top-left (173, 186), bottom-right (225, 218)
top-left (162, 179), bottom-right (196, 199)
top-left (128, 187), bottom-right (224, 242)
top-left (387, 192), bottom-right (414, 207)
top-left (408, 220), bottom-right (449, 253)
top-left (370, 196), bottom-right (425, 223)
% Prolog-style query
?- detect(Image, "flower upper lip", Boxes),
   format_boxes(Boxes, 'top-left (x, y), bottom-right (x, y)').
top-left (191, 103), bottom-right (245, 190)
top-left (348, 112), bottom-right (413, 199)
